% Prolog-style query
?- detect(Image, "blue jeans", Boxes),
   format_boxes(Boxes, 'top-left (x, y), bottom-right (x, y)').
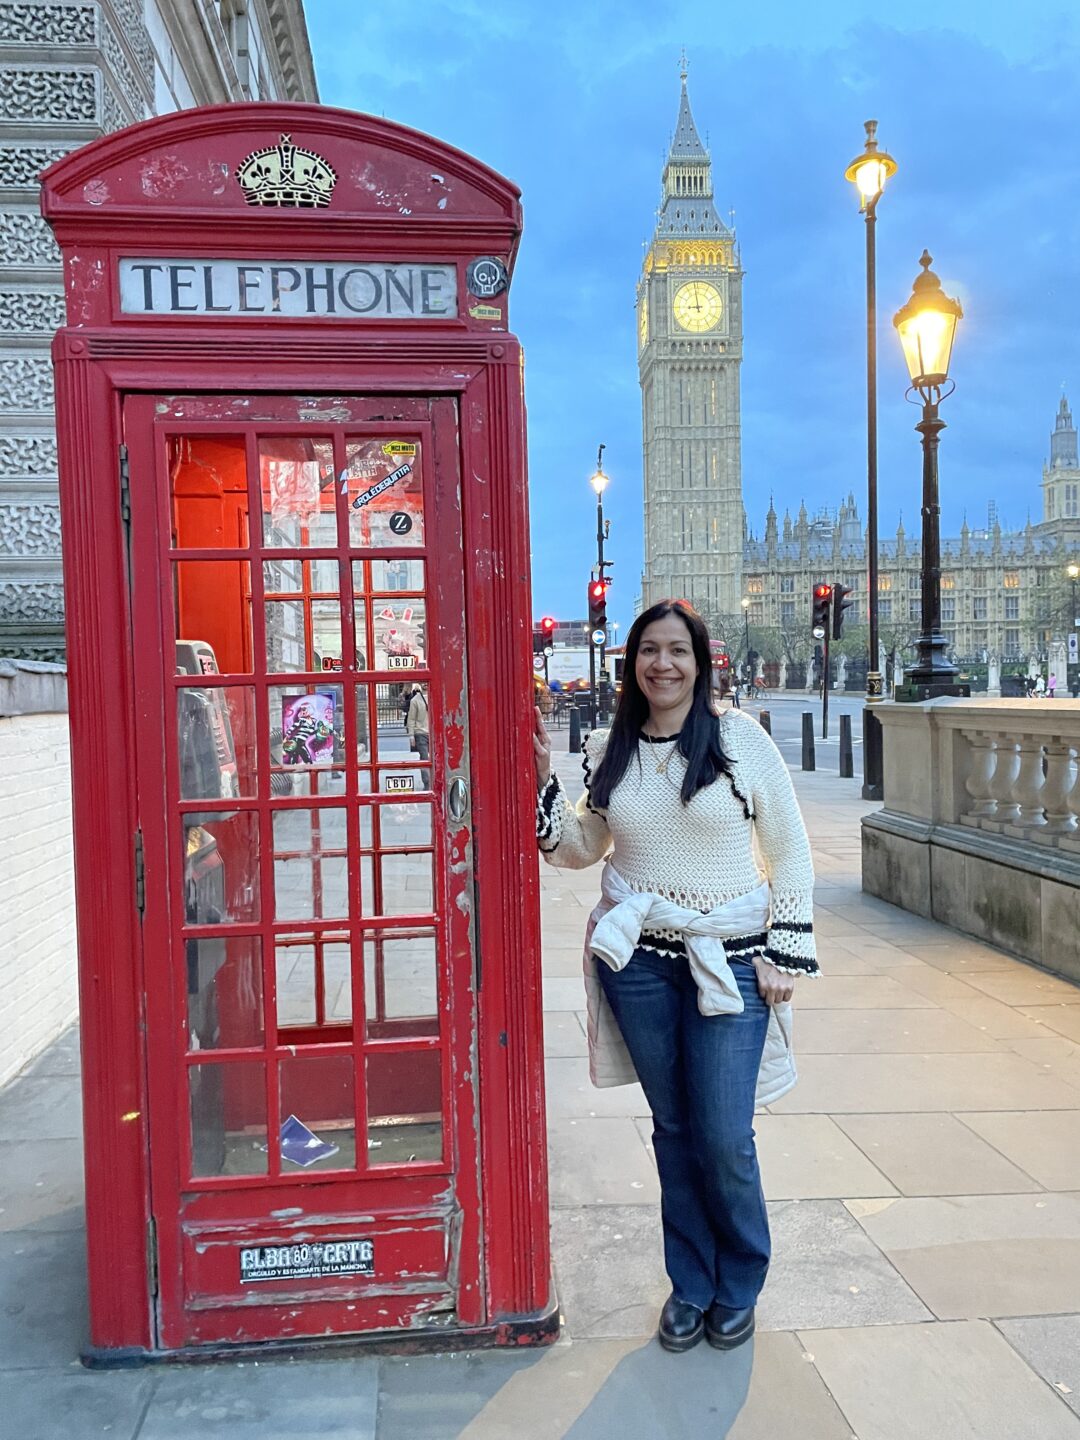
top-left (597, 946), bottom-right (770, 1310)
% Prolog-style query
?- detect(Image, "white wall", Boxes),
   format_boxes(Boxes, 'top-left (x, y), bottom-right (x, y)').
top-left (0, 712), bottom-right (77, 1087)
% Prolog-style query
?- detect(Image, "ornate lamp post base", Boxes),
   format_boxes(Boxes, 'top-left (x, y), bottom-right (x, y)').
top-left (894, 679), bottom-right (970, 702)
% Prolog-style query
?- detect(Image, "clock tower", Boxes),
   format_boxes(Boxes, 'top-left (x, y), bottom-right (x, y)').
top-left (638, 70), bottom-right (744, 619)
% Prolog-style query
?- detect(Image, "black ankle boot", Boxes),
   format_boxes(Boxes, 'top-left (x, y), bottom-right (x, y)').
top-left (705, 1302), bottom-right (755, 1350)
top-left (658, 1295), bottom-right (704, 1353)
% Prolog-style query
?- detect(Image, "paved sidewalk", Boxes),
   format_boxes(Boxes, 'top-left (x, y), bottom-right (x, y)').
top-left (4, 726), bottom-right (1080, 1437)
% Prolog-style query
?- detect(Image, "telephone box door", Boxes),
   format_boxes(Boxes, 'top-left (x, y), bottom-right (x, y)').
top-left (126, 392), bottom-right (482, 1347)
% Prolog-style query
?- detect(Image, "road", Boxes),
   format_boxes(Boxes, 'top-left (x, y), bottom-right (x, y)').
top-left (730, 691), bottom-right (868, 781)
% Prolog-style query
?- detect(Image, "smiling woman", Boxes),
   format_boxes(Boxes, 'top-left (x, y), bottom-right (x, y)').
top-left (533, 596), bottom-right (819, 1355)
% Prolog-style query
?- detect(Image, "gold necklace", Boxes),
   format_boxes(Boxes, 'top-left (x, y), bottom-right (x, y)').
top-left (643, 733), bottom-right (681, 775)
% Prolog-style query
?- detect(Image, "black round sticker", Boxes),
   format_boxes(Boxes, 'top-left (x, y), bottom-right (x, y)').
top-left (388, 511), bottom-right (412, 535)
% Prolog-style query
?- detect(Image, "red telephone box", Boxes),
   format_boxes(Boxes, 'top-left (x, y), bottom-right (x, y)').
top-left (42, 104), bottom-right (554, 1361)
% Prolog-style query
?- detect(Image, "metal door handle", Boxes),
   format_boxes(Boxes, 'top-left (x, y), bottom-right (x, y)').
top-left (448, 775), bottom-right (469, 821)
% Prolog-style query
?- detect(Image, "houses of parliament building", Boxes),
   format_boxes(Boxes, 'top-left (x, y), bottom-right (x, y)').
top-left (638, 75), bottom-right (1080, 667)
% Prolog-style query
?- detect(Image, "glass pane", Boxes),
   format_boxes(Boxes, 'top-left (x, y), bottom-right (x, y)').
top-left (312, 599), bottom-right (344, 671)
top-left (189, 1061), bottom-right (267, 1177)
top-left (174, 563), bottom-right (253, 675)
top-left (369, 558), bottom-right (425, 593)
top-left (279, 1054), bottom-right (355, 1170)
top-left (272, 806), bottom-right (348, 921)
top-left (364, 931), bottom-right (438, 1038)
top-left (345, 438), bottom-right (424, 549)
top-left (170, 435), bottom-right (249, 549)
top-left (275, 934), bottom-right (351, 1028)
top-left (264, 599), bottom-right (306, 672)
top-left (187, 936), bottom-right (263, 1050)
top-left (259, 437), bottom-right (336, 548)
top-left (379, 768), bottom-right (424, 796)
top-left (353, 600), bottom-right (368, 670)
top-left (378, 802), bottom-right (433, 848)
top-left (264, 557), bottom-right (341, 597)
top-left (379, 851), bottom-right (434, 916)
top-left (355, 685), bottom-right (373, 761)
top-left (367, 1051), bottom-right (442, 1166)
top-left (269, 684), bottom-right (345, 796)
top-left (183, 812), bottom-right (259, 925)
top-left (374, 684), bottom-right (412, 760)
top-left (372, 598), bottom-right (426, 671)
top-left (177, 685), bottom-right (256, 802)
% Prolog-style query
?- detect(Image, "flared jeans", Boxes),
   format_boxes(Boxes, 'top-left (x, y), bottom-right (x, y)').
top-left (596, 945), bottom-right (771, 1311)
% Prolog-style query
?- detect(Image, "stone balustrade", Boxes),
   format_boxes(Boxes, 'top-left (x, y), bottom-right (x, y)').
top-left (862, 698), bottom-right (1080, 983)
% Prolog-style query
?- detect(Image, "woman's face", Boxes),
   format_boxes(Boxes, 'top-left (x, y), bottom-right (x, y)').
top-left (635, 613), bottom-right (699, 720)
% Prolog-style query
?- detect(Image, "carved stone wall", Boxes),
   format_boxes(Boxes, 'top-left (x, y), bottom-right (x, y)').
top-left (0, 1), bottom-right (318, 661)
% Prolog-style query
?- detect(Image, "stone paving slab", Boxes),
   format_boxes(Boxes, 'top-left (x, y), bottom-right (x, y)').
top-left (833, 1112), bottom-right (1042, 1196)
top-left (801, 1319), bottom-right (1080, 1440)
top-left (756, 1200), bottom-right (931, 1331)
top-left (995, 1315), bottom-right (1080, 1419)
top-left (136, 1358), bottom-right (380, 1439)
top-left (845, 1192), bottom-right (1080, 1319)
top-left (0, 1136), bottom-right (85, 1232)
top-left (2, 1368), bottom-right (152, 1440)
top-left (959, 1110), bottom-right (1080, 1190)
top-left (547, 1116), bottom-right (660, 1207)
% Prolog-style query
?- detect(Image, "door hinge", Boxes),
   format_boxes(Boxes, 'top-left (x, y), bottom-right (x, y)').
top-left (119, 443), bottom-right (131, 531)
top-left (134, 828), bottom-right (145, 915)
top-left (146, 1215), bottom-right (158, 1296)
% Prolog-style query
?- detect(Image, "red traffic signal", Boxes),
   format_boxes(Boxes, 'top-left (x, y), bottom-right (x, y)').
top-left (540, 615), bottom-right (556, 637)
top-left (812, 583), bottom-right (832, 636)
top-left (588, 580), bottom-right (607, 632)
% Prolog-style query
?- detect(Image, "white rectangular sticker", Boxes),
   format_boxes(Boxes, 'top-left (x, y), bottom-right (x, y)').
top-left (240, 1240), bottom-right (374, 1283)
top-left (119, 259), bottom-right (458, 318)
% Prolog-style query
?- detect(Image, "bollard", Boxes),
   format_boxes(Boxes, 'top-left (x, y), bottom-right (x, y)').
top-left (801, 711), bottom-right (816, 771)
top-left (568, 704), bottom-right (582, 754)
top-left (759, 710), bottom-right (772, 736)
top-left (839, 713), bottom-right (854, 778)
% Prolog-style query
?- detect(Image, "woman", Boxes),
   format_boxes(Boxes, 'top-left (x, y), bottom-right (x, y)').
top-left (534, 599), bottom-right (818, 1354)
top-left (405, 682), bottom-right (430, 789)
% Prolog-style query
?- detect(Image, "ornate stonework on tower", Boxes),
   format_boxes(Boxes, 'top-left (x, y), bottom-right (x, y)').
top-left (638, 70), bottom-right (743, 619)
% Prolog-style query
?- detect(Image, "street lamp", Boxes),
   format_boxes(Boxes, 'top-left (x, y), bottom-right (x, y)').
top-left (893, 251), bottom-right (969, 700)
top-left (741, 596), bottom-right (752, 691)
top-left (1068, 562), bottom-right (1079, 695)
top-left (588, 445), bottom-right (612, 724)
top-left (845, 119), bottom-right (896, 797)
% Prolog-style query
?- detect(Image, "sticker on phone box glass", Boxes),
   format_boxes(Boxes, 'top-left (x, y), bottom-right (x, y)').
top-left (240, 1238), bottom-right (375, 1284)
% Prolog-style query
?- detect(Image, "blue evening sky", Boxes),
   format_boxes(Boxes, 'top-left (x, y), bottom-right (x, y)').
top-left (308, 1), bottom-right (1080, 630)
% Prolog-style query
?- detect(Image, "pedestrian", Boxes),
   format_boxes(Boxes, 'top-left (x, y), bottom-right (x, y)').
top-left (533, 598), bottom-right (818, 1355)
top-left (1049, 673), bottom-right (1057, 699)
top-left (1035, 673), bottom-right (1046, 698)
top-left (405, 681), bottom-right (430, 788)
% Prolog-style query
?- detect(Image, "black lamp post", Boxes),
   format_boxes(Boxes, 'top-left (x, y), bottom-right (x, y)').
top-left (1068, 562), bottom-right (1079, 696)
top-left (589, 446), bottom-right (611, 724)
top-left (845, 119), bottom-right (896, 798)
top-left (893, 252), bottom-right (970, 701)
top-left (741, 596), bottom-right (752, 690)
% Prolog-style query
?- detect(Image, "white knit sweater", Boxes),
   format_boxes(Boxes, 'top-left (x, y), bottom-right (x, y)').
top-left (537, 710), bottom-right (819, 975)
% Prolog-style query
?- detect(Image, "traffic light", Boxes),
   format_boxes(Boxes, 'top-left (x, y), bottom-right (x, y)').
top-left (540, 615), bottom-right (556, 645)
top-left (832, 582), bottom-right (853, 639)
top-left (812, 583), bottom-right (832, 638)
top-left (588, 579), bottom-right (607, 640)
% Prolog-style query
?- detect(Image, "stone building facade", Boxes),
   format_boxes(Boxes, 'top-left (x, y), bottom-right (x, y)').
top-left (637, 71), bottom-right (744, 618)
top-left (742, 397), bottom-right (1080, 673)
top-left (0, 0), bottom-right (318, 660)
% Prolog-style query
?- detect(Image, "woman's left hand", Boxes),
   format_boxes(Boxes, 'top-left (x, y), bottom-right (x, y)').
top-left (752, 956), bottom-right (795, 1006)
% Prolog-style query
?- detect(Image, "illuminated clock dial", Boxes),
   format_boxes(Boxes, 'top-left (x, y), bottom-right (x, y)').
top-left (672, 280), bottom-right (723, 333)
top-left (638, 298), bottom-right (648, 349)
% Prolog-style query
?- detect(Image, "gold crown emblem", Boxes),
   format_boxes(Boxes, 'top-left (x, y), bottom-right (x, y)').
top-left (235, 133), bottom-right (337, 208)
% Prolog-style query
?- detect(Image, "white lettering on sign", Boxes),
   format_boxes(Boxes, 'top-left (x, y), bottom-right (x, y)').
top-left (239, 1238), bottom-right (375, 1283)
top-left (119, 259), bottom-right (458, 318)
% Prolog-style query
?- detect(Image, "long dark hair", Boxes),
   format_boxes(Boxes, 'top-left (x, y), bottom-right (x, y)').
top-left (590, 599), bottom-right (736, 808)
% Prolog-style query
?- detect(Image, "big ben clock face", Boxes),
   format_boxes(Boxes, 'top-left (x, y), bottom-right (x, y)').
top-left (638, 299), bottom-right (648, 349)
top-left (672, 281), bottom-right (723, 333)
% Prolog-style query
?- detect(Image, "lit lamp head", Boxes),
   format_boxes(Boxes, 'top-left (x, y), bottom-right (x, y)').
top-left (893, 251), bottom-right (963, 395)
top-left (589, 466), bottom-right (610, 496)
top-left (1068, 563), bottom-right (1080, 580)
top-left (844, 119), bottom-right (897, 212)
top-left (741, 597), bottom-right (751, 610)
